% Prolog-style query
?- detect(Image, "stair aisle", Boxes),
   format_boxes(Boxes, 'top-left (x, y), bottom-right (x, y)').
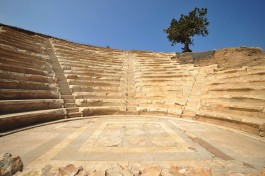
top-left (45, 38), bottom-right (82, 118)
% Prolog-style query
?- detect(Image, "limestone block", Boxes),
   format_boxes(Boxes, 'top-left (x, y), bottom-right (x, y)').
top-left (18, 164), bottom-right (88, 176)
top-left (0, 153), bottom-right (23, 176)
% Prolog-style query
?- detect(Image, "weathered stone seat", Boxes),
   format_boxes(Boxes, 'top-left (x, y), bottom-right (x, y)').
top-left (137, 107), bottom-right (182, 116)
top-left (199, 101), bottom-right (264, 118)
top-left (0, 70), bottom-right (54, 83)
top-left (0, 99), bottom-right (63, 115)
top-left (0, 57), bottom-right (52, 72)
top-left (80, 106), bottom-right (124, 116)
top-left (0, 30), bottom-right (44, 53)
top-left (70, 85), bottom-right (122, 93)
top-left (72, 76), bottom-right (121, 82)
top-left (75, 98), bottom-right (125, 107)
top-left (68, 78), bottom-right (120, 84)
top-left (64, 71), bottom-right (122, 78)
top-left (0, 63), bottom-right (49, 76)
top-left (73, 91), bottom-right (124, 98)
top-left (0, 46), bottom-right (51, 66)
top-left (0, 37), bottom-right (43, 54)
top-left (0, 78), bottom-right (54, 90)
top-left (0, 109), bottom-right (65, 132)
top-left (60, 61), bottom-right (123, 69)
top-left (0, 89), bottom-right (58, 100)
top-left (196, 110), bottom-right (265, 135)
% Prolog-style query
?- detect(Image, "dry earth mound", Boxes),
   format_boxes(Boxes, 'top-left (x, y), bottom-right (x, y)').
top-left (173, 47), bottom-right (265, 70)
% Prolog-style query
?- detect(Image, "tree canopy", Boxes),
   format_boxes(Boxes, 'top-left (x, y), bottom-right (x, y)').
top-left (164, 8), bottom-right (209, 53)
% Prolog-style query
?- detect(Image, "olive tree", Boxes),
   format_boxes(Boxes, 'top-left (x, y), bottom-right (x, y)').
top-left (164, 8), bottom-right (209, 52)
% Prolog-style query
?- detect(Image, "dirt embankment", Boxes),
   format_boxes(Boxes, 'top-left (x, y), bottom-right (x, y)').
top-left (172, 47), bottom-right (265, 70)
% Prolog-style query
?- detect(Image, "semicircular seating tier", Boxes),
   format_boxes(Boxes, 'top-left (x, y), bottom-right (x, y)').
top-left (0, 24), bottom-right (264, 137)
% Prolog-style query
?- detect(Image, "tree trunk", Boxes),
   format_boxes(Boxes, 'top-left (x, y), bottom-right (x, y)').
top-left (183, 42), bottom-right (192, 53)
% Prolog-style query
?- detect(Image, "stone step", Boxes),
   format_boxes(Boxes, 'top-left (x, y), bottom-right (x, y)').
top-left (68, 112), bottom-right (82, 118)
top-left (66, 107), bottom-right (79, 113)
top-left (58, 86), bottom-right (71, 90)
top-left (57, 82), bottom-right (69, 86)
top-left (58, 84), bottom-right (70, 88)
top-left (54, 68), bottom-right (64, 72)
top-left (61, 95), bottom-right (74, 99)
top-left (65, 103), bottom-right (77, 108)
top-left (54, 74), bottom-right (65, 77)
top-left (59, 83), bottom-right (71, 87)
top-left (52, 65), bottom-right (63, 69)
top-left (57, 78), bottom-right (69, 82)
top-left (60, 90), bottom-right (72, 94)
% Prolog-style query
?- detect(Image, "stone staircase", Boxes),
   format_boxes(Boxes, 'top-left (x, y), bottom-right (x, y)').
top-left (181, 65), bottom-right (218, 119)
top-left (45, 39), bottom-right (82, 118)
top-left (124, 51), bottom-right (137, 115)
top-left (49, 38), bottom-right (127, 116)
top-left (133, 52), bottom-right (188, 116)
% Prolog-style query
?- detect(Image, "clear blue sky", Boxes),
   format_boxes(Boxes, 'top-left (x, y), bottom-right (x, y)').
top-left (0, 0), bottom-right (264, 52)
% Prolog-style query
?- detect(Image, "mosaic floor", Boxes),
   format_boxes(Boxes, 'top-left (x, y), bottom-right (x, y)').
top-left (1, 116), bottom-right (265, 175)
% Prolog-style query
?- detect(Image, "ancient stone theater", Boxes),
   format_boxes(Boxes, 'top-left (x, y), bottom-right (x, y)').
top-left (0, 24), bottom-right (265, 175)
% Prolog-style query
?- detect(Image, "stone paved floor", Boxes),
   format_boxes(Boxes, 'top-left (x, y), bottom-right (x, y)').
top-left (1, 115), bottom-right (265, 175)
